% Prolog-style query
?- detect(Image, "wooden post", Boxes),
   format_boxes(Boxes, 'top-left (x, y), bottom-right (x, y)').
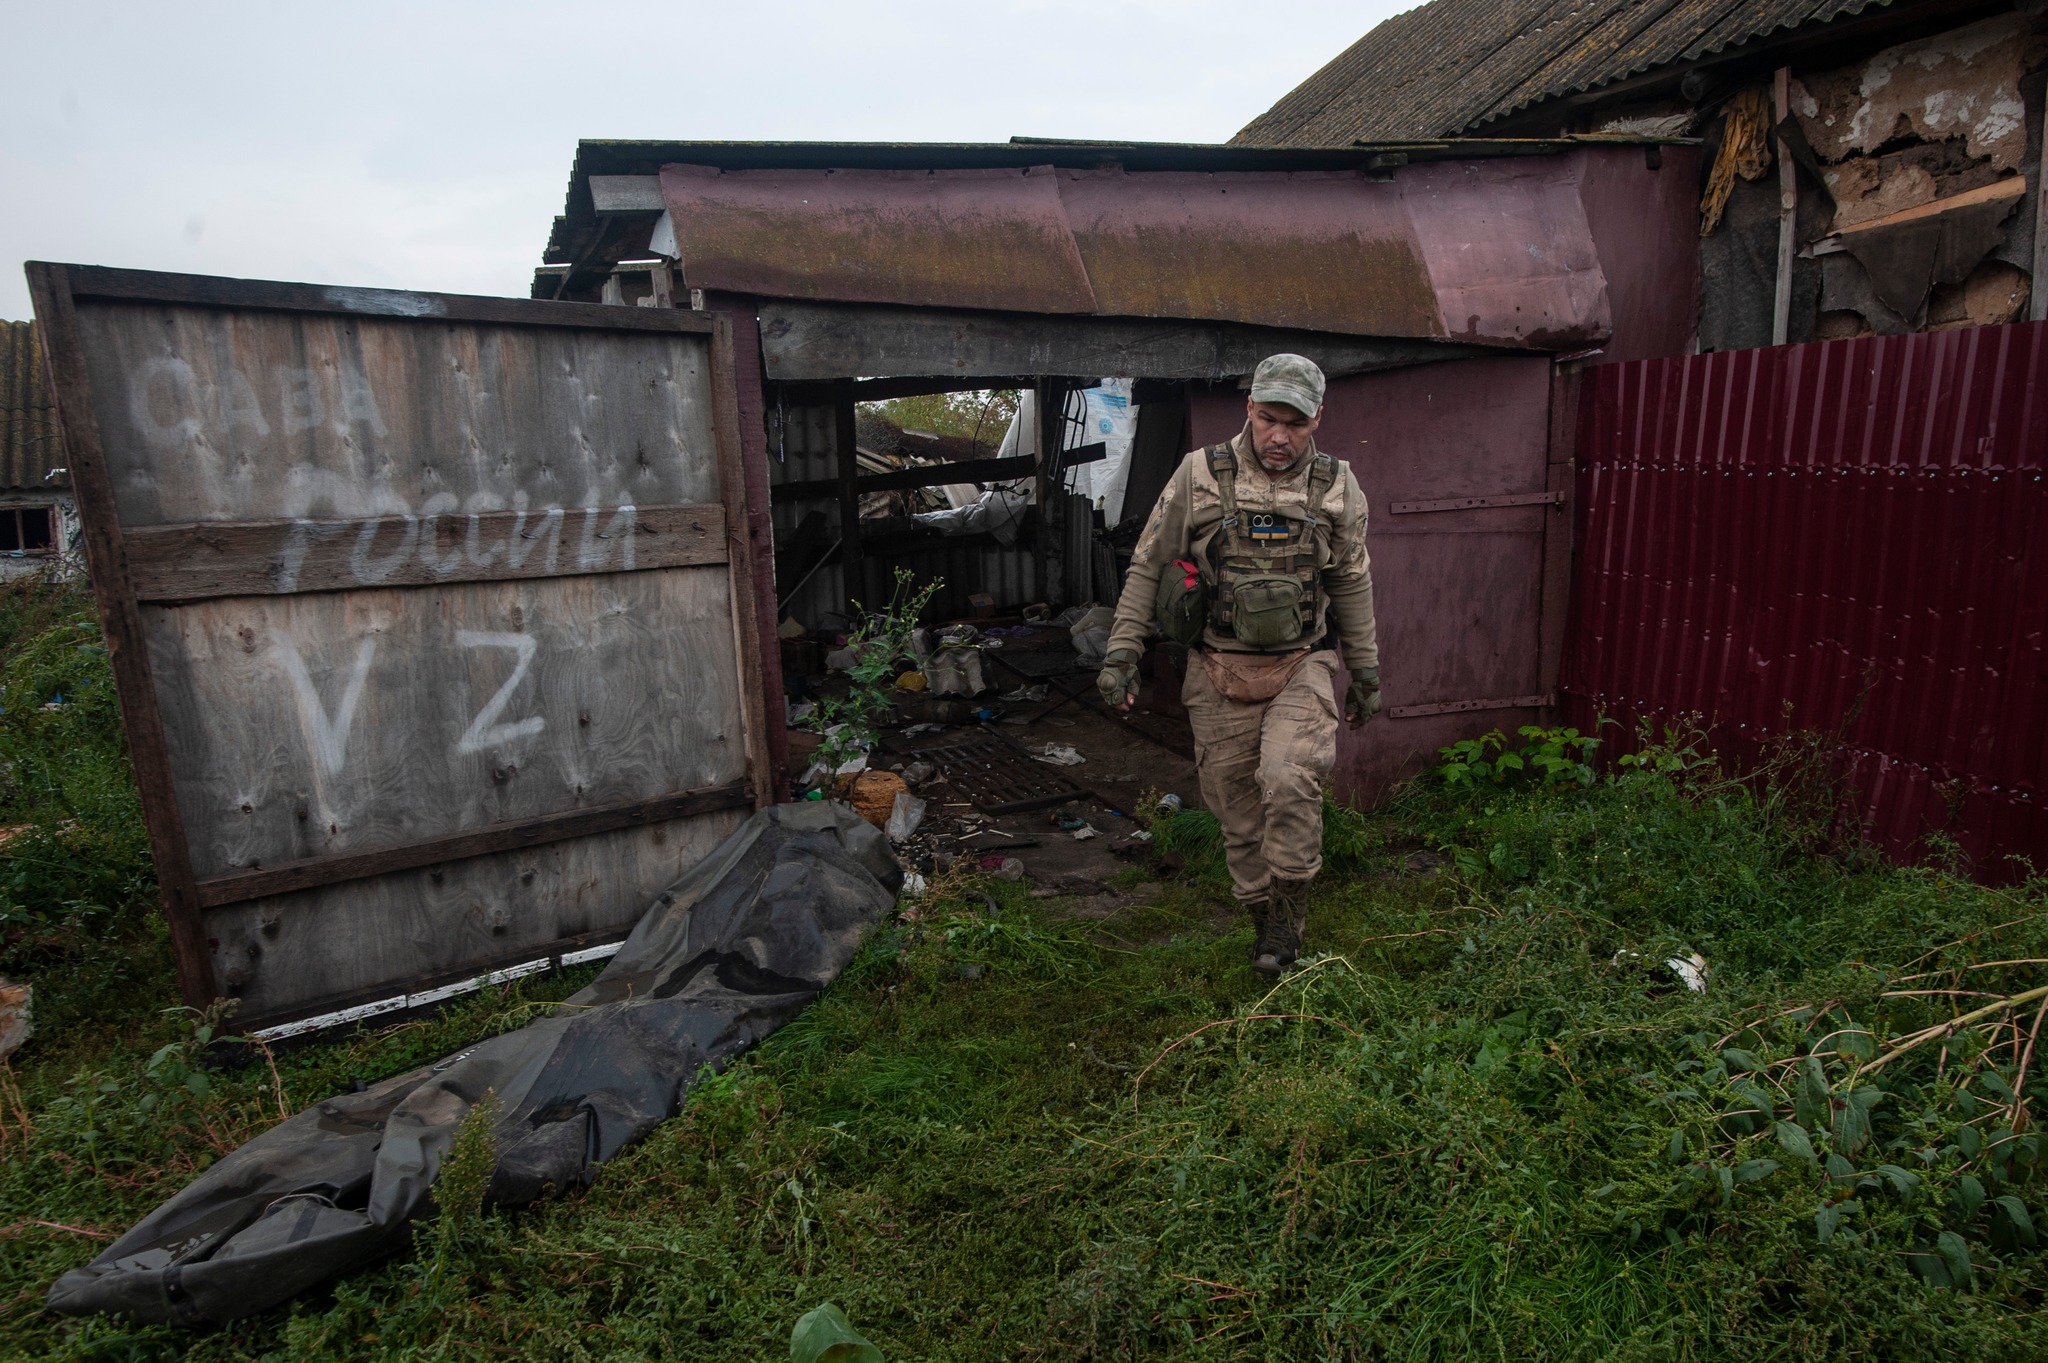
top-left (833, 378), bottom-right (865, 610)
top-left (647, 261), bottom-right (676, 309)
top-left (2033, 86), bottom-right (2048, 323)
top-left (1772, 66), bottom-right (1797, 346)
top-left (24, 264), bottom-right (216, 1008)
top-left (1035, 380), bottom-right (1067, 606)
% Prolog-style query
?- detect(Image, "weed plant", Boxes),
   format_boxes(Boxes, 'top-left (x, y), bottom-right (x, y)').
top-left (4, 600), bottom-right (2048, 1359)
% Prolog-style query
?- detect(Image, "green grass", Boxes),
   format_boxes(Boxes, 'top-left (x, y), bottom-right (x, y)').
top-left (4, 585), bottom-right (2048, 1360)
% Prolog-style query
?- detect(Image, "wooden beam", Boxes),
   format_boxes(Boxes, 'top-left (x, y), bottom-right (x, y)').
top-left (193, 779), bottom-right (753, 908)
top-left (121, 504), bottom-right (728, 602)
top-left (1772, 66), bottom-right (1796, 347)
top-left (834, 378), bottom-right (865, 606)
top-left (588, 175), bottom-right (665, 212)
top-left (769, 454), bottom-right (1035, 504)
top-left (710, 316), bottom-right (775, 812)
top-left (1835, 175), bottom-right (2026, 237)
top-left (757, 300), bottom-right (1495, 383)
top-left (24, 263), bottom-right (216, 1007)
top-left (52, 262), bottom-right (716, 335)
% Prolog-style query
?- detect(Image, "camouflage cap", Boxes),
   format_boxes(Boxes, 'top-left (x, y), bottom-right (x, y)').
top-left (1248, 353), bottom-right (1325, 417)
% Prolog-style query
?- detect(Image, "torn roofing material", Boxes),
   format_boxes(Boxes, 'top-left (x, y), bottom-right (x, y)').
top-left (1234, 0), bottom-right (1965, 145)
top-left (649, 157), bottom-right (1610, 351)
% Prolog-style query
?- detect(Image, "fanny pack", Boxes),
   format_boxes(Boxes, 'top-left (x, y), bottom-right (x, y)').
top-left (1199, 646), bottom-right (1311, 703)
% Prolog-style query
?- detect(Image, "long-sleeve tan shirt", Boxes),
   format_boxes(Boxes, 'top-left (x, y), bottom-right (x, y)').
top-left (1106, 425), bottom-right (1380, 670)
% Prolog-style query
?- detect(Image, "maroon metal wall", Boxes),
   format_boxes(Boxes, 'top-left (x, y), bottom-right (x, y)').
top-left (1563, 321), bottom-right (2048, 876)
top-left (1192, 355), bottom-right (1564, 807)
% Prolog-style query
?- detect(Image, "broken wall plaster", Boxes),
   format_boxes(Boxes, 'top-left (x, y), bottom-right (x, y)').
top-left (1792, 12), bottom-right (2042, 172)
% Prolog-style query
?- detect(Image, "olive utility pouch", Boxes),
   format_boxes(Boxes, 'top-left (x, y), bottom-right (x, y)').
top-left (1228, 573), bottom-right (1307, 648)
top-left (1155, 558), bottom-right (1209, 645)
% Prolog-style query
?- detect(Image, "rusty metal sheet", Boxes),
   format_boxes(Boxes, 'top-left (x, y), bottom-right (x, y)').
top-left (1053, 169), bottom-right (1441, 337)
top-left (659, 160), bottom-right (1615, 349)
top-left (659, 163), bottom-right (1097, 315)
top-left (1401, 159), bottom-right (1611, 349)
top-left (1562, 320), bottom-right (2048, 877)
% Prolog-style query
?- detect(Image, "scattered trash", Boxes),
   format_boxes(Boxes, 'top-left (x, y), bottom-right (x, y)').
top-left (777, 616), bottom-right (808, 639)
top-left (1667, 951), bottom-right (1710, 993)
top-left (968, 591), bottom-right (995, 618)
top-left (790, 1301), bottom-right (884, 1363)
top-left (824, 646), bottom-right (859, 672)
top-left (925, 647), bottom-right (988, 696)
top-left (901, 760), bottom-right (937, 785)
top-left (1051, 604), bottom-right (1090, 627)
top-left (1000, 683), bottom-right (1050, 702)
top-left (896, 670), bottom-right (928, 692)
top-left (844, 771), bottom-right (910, 830)
top-left (1034, 744), bottom-right (1086, 766)
top-left (803, 788), bottom-right (825, 801)
top-left (885, 790), bottom-right (927, 842)
top-left (898, 871), bottom-right (927, 899)
top-left (902, 723), bottom-right (944, 735)
top-left (1068, 604), bottom-right (1116, 667)
top-left (1156, 793), bottom-right (1184, 815)
top-left (995, 857), bottom-right (1026, 881)
top-left (1130, 829), bottom-right (1153, 842)
top-left (1056, 815), bottom-right (1090, 830)
top-left (1071, 824), bottom-right (1099, 841)
top-left (1612, 948), bottom-right (1712, 994)
top-left (1404, 848), bottom-right (1449, 878)
top-left (1022, 602), bottom-right (1052, 623)
top-left (785, 698), bottom-right (817, 726)
top-left (0, 978), bottom-right (31, 1062)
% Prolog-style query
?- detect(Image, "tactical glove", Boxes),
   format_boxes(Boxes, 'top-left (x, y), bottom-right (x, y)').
top-left (1096, 647), bottom-right (1141, 709)
top-left (1344, 667), bottom-right (1382, 727)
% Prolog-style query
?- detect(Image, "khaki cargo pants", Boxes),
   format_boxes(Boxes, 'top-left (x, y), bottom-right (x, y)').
top-left (1181, 650), bottom-right (1340, 902)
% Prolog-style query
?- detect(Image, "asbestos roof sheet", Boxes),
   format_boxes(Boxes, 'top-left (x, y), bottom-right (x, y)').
top-left (1236, 0), bottom-right (1902, 145)
top-left (654, 158), bottom-right (1611, 351)
top-left (0, 322), bottom-right (62, 493)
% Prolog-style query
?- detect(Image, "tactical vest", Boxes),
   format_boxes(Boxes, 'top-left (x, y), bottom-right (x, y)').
top-left (1202, 444), bottom-right (1337, 650)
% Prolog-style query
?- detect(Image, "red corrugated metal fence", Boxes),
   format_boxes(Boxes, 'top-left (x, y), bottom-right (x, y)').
top-left (1562, 321), bottom-right (2048, 876)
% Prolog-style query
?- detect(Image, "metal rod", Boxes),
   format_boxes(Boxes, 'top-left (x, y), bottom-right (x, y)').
top-left (1772, 66), bottom-right (1796, 346)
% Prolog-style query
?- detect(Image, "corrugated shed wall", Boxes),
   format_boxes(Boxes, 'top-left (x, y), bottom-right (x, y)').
top-left (0, 321), bottom-right (63, 493)
top-left (1562, 320), bottom-right (2048, 876)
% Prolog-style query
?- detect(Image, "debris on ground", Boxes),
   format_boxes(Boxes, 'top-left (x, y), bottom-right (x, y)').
top-left (845, 771), bottom-right (910, 829)
top-left (788, 616), bottom-right (1203, 899)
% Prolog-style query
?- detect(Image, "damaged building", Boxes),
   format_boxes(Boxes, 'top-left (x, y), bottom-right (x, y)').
top-left (1239, 0), bottom-right (2048, 348)
top-left (531, 137), bottom-right (1701, 808)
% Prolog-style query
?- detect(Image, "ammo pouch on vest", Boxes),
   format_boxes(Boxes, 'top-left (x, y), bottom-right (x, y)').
top-left (1201, 444), bottom-right (1336, 650)
top-left (1153, 558), bottom-right (1209, 646)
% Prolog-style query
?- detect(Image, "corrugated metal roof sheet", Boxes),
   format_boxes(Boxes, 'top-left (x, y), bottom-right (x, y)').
top-left (1236, 0), bottom-right (1903, 145)
top-left (656, 160), bottom-right (1612, 350)
top-left (0, 321), bottom-right (62, 492)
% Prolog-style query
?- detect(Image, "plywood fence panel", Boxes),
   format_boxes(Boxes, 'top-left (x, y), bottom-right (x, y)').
top-left (142, 570), bottom-right (746, 878)
top-left (206, 811), bottom-right (746, 1018)
top-left (27, 264), bottom-right (771, 1029)
top-left (73, 304), bottom-right (722, 525)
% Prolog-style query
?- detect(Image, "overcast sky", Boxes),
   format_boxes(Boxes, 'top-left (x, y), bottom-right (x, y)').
top-left (0, 1), bottom-right (1407, 320)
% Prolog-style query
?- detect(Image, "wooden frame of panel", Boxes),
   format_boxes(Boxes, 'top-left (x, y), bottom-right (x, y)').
top-left (26, 264), bottom-right (771, 1023)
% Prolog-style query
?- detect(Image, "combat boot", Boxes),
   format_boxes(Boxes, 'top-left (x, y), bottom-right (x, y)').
top-left (1243, 895), bottom-right (1273, 966)
top-left (1254, 876), bottom-right (1312, 977)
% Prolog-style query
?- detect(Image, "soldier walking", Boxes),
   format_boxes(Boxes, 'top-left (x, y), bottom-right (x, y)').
top-left (1096, 355), bottom-right (1381, 976)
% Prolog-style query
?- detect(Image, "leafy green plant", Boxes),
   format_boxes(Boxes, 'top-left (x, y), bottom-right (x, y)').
top-left (809, 569), bottom-right (941, 780)
top-left (1436, 725), bottom-right (1599, 789)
